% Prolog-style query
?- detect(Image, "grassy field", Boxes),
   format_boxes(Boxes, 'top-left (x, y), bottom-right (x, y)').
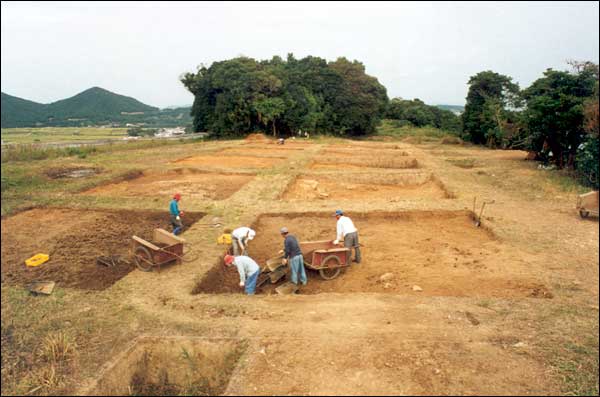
top-left (1, 127), bottom-right (128, 145)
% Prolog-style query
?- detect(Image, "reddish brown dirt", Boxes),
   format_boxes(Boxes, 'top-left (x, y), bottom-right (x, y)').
top-left (194, 210), bottom-right (551, 298)
top-left (81, 169), bottom-right (254, 200)
top-left (1, 209), bottom-right (205, 290)
top-left (215, 148), bottom-right (298, 157)
top-left (282, 175), bottom-right (451, 200)
top-left (311, 157), bottom-right (419, 170)
top-left (322, 148), bottom-right (409, 157)
top-left (173, 155), bottom-right (284, 169)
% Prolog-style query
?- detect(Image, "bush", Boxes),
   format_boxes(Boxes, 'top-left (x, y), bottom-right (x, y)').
top-left (576, 134), bottom-right (599, 189)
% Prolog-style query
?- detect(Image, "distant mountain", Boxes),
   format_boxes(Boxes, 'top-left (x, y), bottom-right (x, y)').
top-left (435, 104), bottom-right (464, 115)
top-left (0, 87), bottom-right (173, 128)
top-left (1, 93), bottom-right (47, 128)
top-left (45, 87), bottom-right (158, 120)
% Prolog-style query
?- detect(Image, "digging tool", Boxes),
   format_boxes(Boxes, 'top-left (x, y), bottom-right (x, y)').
top-left (474, 199), bottom-right (495, 227)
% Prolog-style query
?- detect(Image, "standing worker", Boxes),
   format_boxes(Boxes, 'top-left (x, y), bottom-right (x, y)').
top-left (224, 254), bottom-right (260, 295)
top-left (279, 227), bottom-right (307, 286)
top-left (231, 226), bottom-right (256, 256)
top-left (333, 209), bottom-right (361, 264)
top-left (169, 193), bottom-right (184, 235)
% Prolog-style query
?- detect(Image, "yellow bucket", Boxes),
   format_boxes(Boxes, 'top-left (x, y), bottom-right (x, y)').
top-left (217, 233), bottom-right (232, 245)
top-left (25, 253), bottom-right (50, 267)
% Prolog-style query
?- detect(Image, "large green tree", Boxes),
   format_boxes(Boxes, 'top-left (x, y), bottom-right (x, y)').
top-left (521, 64), bottom-right (598, 168)
top-left (180, 55), bottom-right (388, 137)
top-left (461, 71), bottom-right (520, 146)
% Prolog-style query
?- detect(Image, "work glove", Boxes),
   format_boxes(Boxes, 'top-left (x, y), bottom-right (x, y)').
top-left (239, 282), bottom-right (244, 287)
top-left (176, 216), bottom-right (181, 221)
top-left (278, 249), bottom-right (284, 255)
top-left (333, 239), bottom-right (339, 245)
top-left (180, 211), bottom-right (184, 217)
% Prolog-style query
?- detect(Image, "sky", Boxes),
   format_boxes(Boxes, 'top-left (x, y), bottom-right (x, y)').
top-left (1, 1), bottom-right (599, 108)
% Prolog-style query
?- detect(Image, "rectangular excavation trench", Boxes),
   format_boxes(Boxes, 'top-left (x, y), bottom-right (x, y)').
top-left (310, 157), bottom-right (419, 170)
top-left (1, 208), bottom-right (205, 290)
top-left (281, 173), bottom-right (454, 201)
top-left (216, 147), bottom-right (304, 157)
top-left (193, 210), bottom-right (551, 299)
top-left (82, 337), bottom-right (245, 396)
top-left (81, 168), bottom-right (255, 200)
top-left (173, 155), bottom-right (285, 169)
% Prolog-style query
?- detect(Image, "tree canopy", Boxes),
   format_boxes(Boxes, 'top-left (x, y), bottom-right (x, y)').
top-left (386, 98), bottom-right (461, 133)
top-left (461, 71), bottom-right (520, 146)
top-left (181, 54), bottom-right (388, 137)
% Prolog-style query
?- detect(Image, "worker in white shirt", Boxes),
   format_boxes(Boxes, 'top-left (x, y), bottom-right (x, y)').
top-left (224, 254), bottom-right (260, 295)
top-left (332, 209), bottom-right (361, 264)
top-left (231, 227), bottom-right (256, 256)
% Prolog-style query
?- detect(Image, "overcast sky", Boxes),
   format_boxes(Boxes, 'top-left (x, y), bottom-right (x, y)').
top-left (1, 1), bottom-right (599, 108)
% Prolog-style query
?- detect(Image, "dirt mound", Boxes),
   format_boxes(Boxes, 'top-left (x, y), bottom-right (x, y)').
top-left (244, 133), bottom-right (270, 142)
top-left (1, 208), bottom-right (205, 290)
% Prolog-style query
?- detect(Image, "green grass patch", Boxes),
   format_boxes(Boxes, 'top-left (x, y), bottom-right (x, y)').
top-left (375, 119), bottom-right (460, 142)
top-left (1, 127), bottom-right (128, 145)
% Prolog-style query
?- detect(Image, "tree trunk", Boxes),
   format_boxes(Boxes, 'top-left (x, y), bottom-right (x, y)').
top-left (272, 121), bottom-right (277, 137)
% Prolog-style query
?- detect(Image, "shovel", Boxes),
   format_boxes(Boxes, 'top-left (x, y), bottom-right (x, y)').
top-left (474, 199), bottom-right (495, 227)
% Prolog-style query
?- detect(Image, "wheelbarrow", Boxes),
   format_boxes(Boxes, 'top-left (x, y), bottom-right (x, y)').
top-left (131, 228), bottom-right (195, 272)
top-left (300, 240), bottom-right (351, 280)
top-left (576, 190), bottom-right (599, 219)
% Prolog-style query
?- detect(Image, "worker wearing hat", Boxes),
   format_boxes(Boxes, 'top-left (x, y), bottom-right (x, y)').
top-left (169, 193), bottom-right (184, 235)
top-left (333, 210), bottom-right (361, 264)
top-left (279, 227), bottom-right (307, 286)
top-left (231, 226), bottom-right (256, 256)
top-left (224, 254), bottom-right (260, 295)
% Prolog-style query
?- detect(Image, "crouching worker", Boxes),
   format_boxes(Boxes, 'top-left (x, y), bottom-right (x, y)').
top-left (279, 227), bottom-right (307, 286)
top-left (169, 193), bottom-right (184, 235)
top-left (224, 254), bottom-right (260, 295)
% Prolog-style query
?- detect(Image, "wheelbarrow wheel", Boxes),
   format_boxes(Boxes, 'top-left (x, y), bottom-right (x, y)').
top-left (579, 209), bottom-right (590, 219)
top-left (319, 255), bottom-right (341, 280)
top-left (134, 246), bottom-right (154, 272)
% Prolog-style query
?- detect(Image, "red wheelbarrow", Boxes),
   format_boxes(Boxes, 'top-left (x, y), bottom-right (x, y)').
top-left (300, 240), bottom-right (351, 280)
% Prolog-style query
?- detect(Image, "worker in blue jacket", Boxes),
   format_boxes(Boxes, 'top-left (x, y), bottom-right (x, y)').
top-left (169, 193), bottom-right (184, 235)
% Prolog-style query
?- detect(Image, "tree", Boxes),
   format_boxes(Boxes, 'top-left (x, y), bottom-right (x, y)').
top-left (521, 65), bottom-right (597, 168)
top-left (461, 71), bottom-right (520, 146)
top-left (386, 98), bottom-right (461, 133)
top-left (180, 55), bottom-right (388, 137)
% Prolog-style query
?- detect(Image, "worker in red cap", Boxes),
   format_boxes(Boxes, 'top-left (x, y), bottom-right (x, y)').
top-left (224, 254), bottom-right (260, 295)
top-left (169, 193), bottom-right (184, 235)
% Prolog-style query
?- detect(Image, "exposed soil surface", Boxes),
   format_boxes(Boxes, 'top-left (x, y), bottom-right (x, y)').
top-left (282, 174), bottom-right (451, 200)
top-left (216, 147), bottom-right (304, 157)
top-left (194, 210), bottom-right (551, 298)
top-left (1, 208), bottom-right (205, 290)
top-left (81, 169), bottom-right (254, 200)
top-left (173, 155), bottom-right (284, 169)
top-left (311, 157), bottom-right (419, 170)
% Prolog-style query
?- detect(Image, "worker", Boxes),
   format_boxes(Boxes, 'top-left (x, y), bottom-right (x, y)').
top-left (278, 227), bottom-right (307, 286)
top-left (333, 209), bottom-right (361, 264)
top-left (169, 193), bottom-right (184, 235)
top-left (224, 254), bottom-right (260, 295)
top-left (231, 226), bottom-right (256, 256)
